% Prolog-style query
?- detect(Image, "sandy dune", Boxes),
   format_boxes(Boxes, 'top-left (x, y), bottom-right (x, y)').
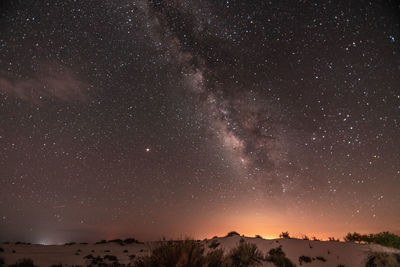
top-left (1, 235), bottom-right (399, 266)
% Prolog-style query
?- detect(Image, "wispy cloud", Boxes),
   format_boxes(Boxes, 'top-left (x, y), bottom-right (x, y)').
top-left (0, 63), bottom-right (87, 103)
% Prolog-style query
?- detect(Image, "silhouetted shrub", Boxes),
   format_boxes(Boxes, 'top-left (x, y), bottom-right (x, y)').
top-left (0, 247), bottom-right (3, 252)
top-left (316, 256), bottom-right (326, 262)
top-left (95, 240), bottom-right (107, 244)
top-left (108, 239), bottom-right (124, 245)
top-left (104, 250), bottom-right (110, 252)
top-left (123, 250), bottom-right (128, 253)
top-left (345, 232), bottom-right (400, 249)
top-left (255, 235), bottom-right (263, 239)
top-left (80, 242), bottom-right (88, 245)
top-left (9, 258), bottom-right (37, 267)
top-left (83, 254), bottom-right (94, 259)
top-left (208, 240), bottom-right (220, 249)
top-left (302, 235), bottom-right (309, 240)
top-left (64, 242), bottom-right (76, 246)
top-left (299, 255), bottom-right (312, 265)
top-left (104, 255), bottom-right (118, 261)
top-left (134, 239), bottom-right (206, 267)
top-left (50, 264), bottom-right (62, 267)
top-left (205, 249), bottom-right (224, 267)
top-left (279, 232), bottom-right (290, 239)
top-left (0, 257), bottom-right (4, 267)
top-left (266, 246), bottom-right (295, 267)
top-left (328, 237), bottom-right (339, 242)
top-left (226, 240), bottom-right (263, 266)
top-left (12, 250), bottom-right (16, 253)
top-left (366, 252), bottom-right (400, 267)
top-left (212, 236), bottom-right (218, 239)
top-left (124, 238), bottom-right (142, 244)
top-left (312, 236), bottom-right (319, 241)
top-left (226, 231), bottom-right (240, 237)
top-left (338, 265), bottom-right (345, 267)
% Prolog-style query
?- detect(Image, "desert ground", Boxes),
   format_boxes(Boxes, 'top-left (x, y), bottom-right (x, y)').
top-left (1, 235), bottom-right (400, 266)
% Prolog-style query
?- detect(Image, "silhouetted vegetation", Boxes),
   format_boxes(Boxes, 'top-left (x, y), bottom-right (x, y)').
top-left (108, 239), bottom-right (124, 245)
top-left (316, 256), bottom-right (326, 262)
top-left (9, 258), bottom-right (37, 267)
top-left (83, 254), bottom-right (94, 259)
top-left (104, 254), bottom-right (118, 261)
top-left (226, 239), bottom-right (263, 266)
top-left (299, 255), bottom-right (312, 265)
top-left (208, 239), bottom-right (220, 249)
top-left (302, 235), bottom-right (309, 240)
top-left (0, 257), bottom-right (4, 267)
top-left (344, 232), bottom-right (400, 249)
top-left (134, 238), bottom-right (264, 267)
top-left (95, 240), bottom-right (107, 244)
top-left (0, 247), bottom-right (3, 252)
top-left (124, 238), bottom-right (143, 244)
top-left (134, 239), bottom-right (206, 266)
top-left (226, 231), bottom-right (240, 237)
top-left (265, 246), bottom-right (295, 267)
top-left (15, 242), bottom-right (30, 245)
top-left (329, 237), bottom-right (339, 242)
top-left (255, 235), bottom-right (263, 239)
top-left (204, 249), bottom-right (224, 267)
top-left (64, 242), bottom-right (76, 246)
top-left (279, 232), bottom-right (290, 239)
top-left (365, 252), bottom-right (400, 267)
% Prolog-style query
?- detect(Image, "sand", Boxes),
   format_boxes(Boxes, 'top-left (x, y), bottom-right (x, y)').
top-left (1, 235), bottom-right (399, 266)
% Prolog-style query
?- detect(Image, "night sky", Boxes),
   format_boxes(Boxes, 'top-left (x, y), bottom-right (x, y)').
top-left (0, 0), bottom-right (399, 244)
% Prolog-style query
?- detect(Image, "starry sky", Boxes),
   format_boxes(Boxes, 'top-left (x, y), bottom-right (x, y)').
top-left (0, 0), bottom-right (399, 244)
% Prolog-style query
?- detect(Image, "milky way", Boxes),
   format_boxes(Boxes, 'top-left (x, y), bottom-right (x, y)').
top-left (0, 0), bottom-right (399, 243)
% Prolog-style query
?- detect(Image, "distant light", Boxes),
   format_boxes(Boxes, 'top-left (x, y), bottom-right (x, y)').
top-left (146, 148), bottom-right (150, 152)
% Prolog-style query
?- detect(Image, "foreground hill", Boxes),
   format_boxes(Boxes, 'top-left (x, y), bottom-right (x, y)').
top-left (1, 235), bottom-right (399, 266)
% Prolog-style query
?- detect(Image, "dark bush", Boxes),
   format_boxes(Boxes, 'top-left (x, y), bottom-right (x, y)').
top-left (123, 250), bottom-right (128, 253)
top-left (64, 242), bottom-right (76, 246)
top-left (9, 258), bottom-right (37, 267)
top-left (0, 257), bottom-right (4, 267)
top-left (95, 240), bottom-right (107, 244)
top-left (205, 249), bottom-right (224, 267)
top-left (83, 254), bottom-right (94, 259)
top-left (366, 252), bottom-right (400, 267)
top-left (299, 255), bottom-right (312, 265)
top-left (279, 232), bottom-right (290, 239)
top-left (266, 246), bottom-right (295, 267)
top-left (344, 232), bottom-right (400, 249)
top-left (226, 231), bottom-right (240, 237)
top-left (124, 238), bottom-right (142, 244)
top-left (104, 255), bottom-right (118, 261)
top-left (316, 256), bottom-right (326, 262)
top-left (226, 240), bottom-right (263, 266)
top-left (108, 239), bottom-right (124, 245)
top-left (255, 235), bottom-right (263, 239)
top-left (0, 247), bottom-right (3, 252)
top-left (208, 240), bottom-right (220, 249)
top-left (134, 239), bottom-right (206, 267)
